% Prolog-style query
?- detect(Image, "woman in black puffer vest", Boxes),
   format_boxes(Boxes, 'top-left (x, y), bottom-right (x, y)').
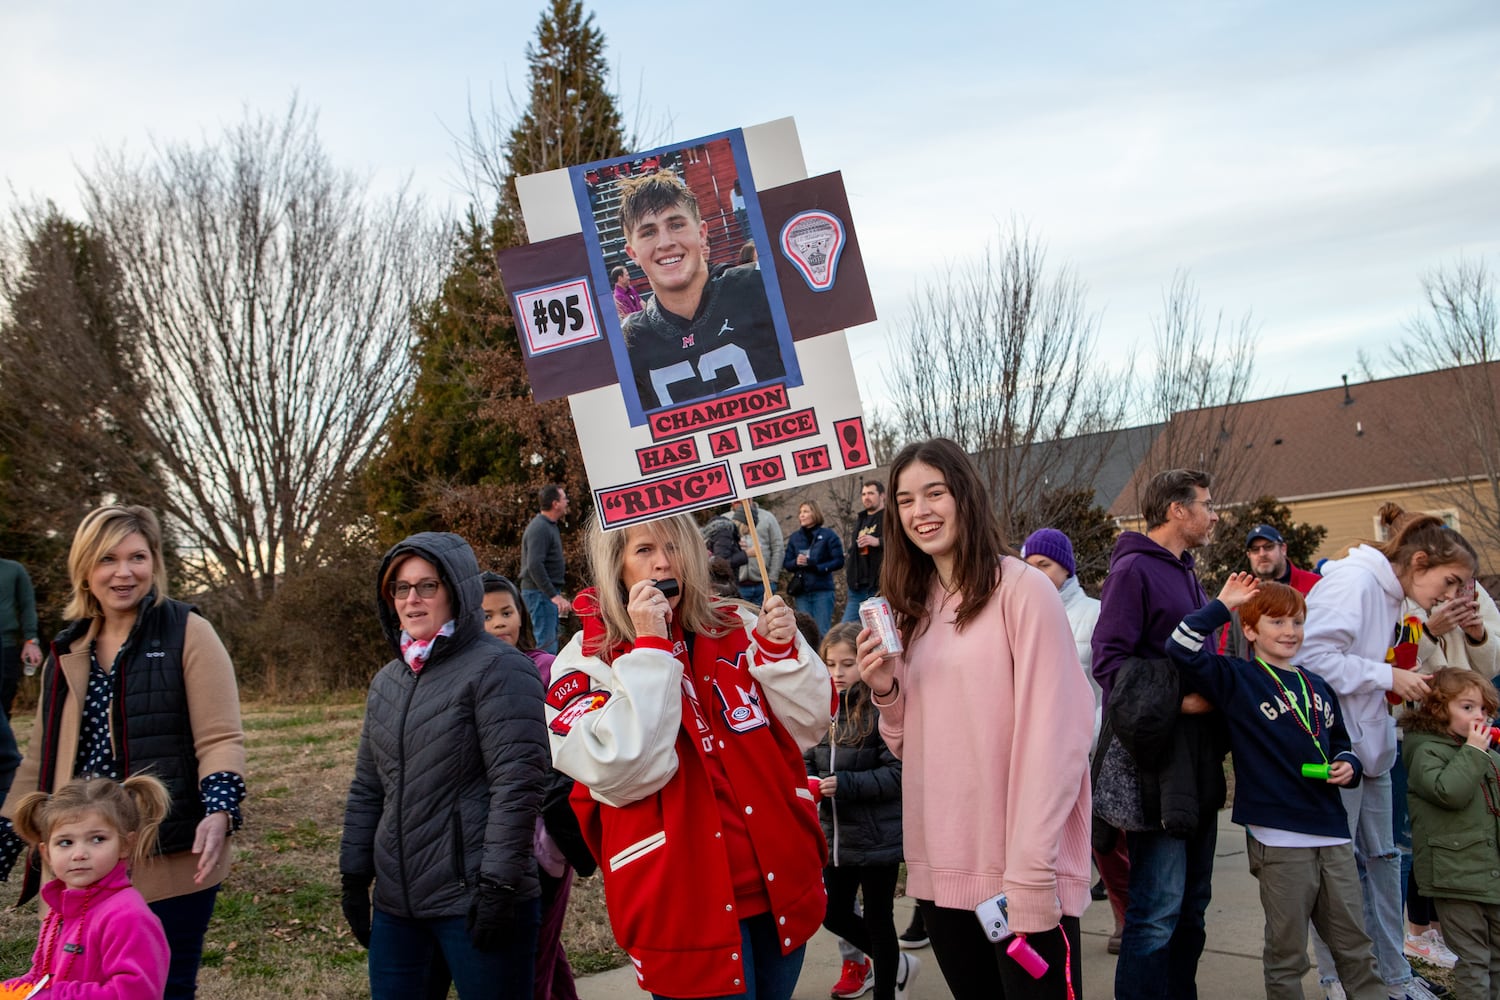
top-left (0, 504), bottom-right (246, 1000)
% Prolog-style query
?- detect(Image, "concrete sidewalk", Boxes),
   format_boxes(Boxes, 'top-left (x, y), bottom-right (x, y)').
top-left (576, 808), bottom-right (1328, 999)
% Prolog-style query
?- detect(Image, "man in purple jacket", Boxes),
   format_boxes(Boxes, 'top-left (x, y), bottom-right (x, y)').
top-left (1092, 469), bottom-right (1226, 1000)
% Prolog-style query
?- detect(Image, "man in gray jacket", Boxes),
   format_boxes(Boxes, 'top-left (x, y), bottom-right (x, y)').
top-left (731, 501), bottom-right (784, 606)
top-left (520, 484), bottom-right (571, 654)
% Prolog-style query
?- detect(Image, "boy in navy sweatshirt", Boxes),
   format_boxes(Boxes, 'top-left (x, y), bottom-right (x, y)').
top-left (1169, 574), bottom-right (1385, 1000)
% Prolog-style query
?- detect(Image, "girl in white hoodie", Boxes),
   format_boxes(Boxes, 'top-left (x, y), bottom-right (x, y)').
top-left (1300, 506), bottom-right (1477, 1000)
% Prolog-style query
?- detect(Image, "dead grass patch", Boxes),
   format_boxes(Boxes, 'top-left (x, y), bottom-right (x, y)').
top-left (0, 700), bottom-right (627, 998)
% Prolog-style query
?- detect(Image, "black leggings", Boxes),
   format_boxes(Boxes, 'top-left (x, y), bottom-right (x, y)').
top-left (917, 900), bottom-right (1082, 1000)
top-left (823, 864), bottom-right (900, 1000)
top-left (1408, 868), bottom-right (1436, 926)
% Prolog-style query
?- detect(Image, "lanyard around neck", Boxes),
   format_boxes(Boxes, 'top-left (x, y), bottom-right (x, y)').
top-left (1255, 657), bottom-right (1328, 765)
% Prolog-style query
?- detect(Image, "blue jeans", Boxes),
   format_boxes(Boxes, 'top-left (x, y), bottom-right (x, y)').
top-left (369, 903), bottom-right (540, 1000)
top-left (651, 913), bottom-right (805, 1000)
top-left (841, 589), bottom-right (876, 623)
top-left (1313, 769), bottom-right (1411, 988)
top-left (523, 589), bottom-right (559, 654)
top-left (1115, 822), bottom-right (1217, 1000)
top-left (149, 884), bottom-right (220, 1000)
top-left (739, 581), bottom-right (773, 605)
top-left (795, 590), bottom-right (835, 635)
top-left (1391, 748), bottom-right (1414, 914)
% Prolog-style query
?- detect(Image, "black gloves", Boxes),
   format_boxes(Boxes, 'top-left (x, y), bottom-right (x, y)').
top-left (341, 872), bottom-right (374, 947)
top-left (466, 878), bottom-right (521, 952)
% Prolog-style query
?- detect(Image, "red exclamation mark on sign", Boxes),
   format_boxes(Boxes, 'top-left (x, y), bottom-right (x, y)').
top-left (833, 418), bottom-right (869, 470)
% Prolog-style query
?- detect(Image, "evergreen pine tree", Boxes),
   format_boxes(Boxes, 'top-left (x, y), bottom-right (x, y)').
top-left (366, 0), bottom-right (630, 582)
top-left (0, 208), bottom-right (168, 626)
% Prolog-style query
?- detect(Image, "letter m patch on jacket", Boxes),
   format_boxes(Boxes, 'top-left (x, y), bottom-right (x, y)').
top-left (713, 669), bottom-right (768, 734)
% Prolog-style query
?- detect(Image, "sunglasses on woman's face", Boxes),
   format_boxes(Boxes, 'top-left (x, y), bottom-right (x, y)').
top-left (390, 579), bottom-right (442, 600)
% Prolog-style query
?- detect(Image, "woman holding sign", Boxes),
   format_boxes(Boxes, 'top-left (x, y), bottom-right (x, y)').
top-left (545, 513), bottom-right (830, 1000)
top-left (857, 438), bottom-right (1093, 1000)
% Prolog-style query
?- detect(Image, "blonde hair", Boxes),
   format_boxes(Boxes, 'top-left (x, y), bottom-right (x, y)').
top-left (66, 506), bottom-right (169, 620)
top-left (12, 775), bottom-right (171, 868)
top-left (583, 513), bottom-right (740, 658)
top-left (798, 500), bottom-right (825, 528)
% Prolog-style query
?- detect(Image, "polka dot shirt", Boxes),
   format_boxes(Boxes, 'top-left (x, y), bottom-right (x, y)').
top-left (78, 648), bottom-right (121, 780)
top-left (0, 645), bottom-right (248, 876)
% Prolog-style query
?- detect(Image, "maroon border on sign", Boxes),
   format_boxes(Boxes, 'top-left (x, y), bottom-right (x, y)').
top-left (594, 462), bottom-right (736, 530)
top-left (634, 438), bottom-right (701, 476)
top-left (739, 455), bottom-right (787, 489)
top-left (746, 407), bottom-right (820, 451)
top-left (647, 384), bottom-right (791, 443)
top-left (791, 444), bottom-right (832, 476)
top-left (708, 427), bottom-right (743, 458)
top-left (832, 417), bottom-right (870, 470)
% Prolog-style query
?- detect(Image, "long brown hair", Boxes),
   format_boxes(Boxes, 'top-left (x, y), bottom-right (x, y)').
top-left (1374, 503), bottom-right (1476, 576)
top-left (881, 438), bottom-right (1015, 643)
top-left (820, 622), bottom-right (874, 744)
top-left (583, 512), bottom-right (740, 659)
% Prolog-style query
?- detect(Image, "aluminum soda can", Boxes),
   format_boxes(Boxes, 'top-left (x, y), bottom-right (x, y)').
top-left (859, 596), bottom-right (904, 656)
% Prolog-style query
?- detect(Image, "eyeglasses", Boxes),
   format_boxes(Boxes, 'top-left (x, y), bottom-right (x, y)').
top-left (390, 579), bottom-right (442, 600)
top-left (1183, 499), bottom-right (1218, 513)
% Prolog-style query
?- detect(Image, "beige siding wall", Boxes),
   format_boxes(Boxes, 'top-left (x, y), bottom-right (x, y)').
top-left (1290, 488), bottom-right (1497, 573)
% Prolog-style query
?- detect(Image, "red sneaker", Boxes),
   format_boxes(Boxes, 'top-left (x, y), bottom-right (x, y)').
top-left (830, 958), bottom-right (874, 999)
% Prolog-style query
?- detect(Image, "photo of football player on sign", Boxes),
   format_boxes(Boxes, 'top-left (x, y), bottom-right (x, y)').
top-left (574, 131), bottom-right (802, 424)
top-left (619, 170), bottom-right (784, 408)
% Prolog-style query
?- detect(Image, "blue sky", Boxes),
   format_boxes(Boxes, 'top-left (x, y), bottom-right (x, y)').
top-left (4, 1), bottom-right (1497, 412)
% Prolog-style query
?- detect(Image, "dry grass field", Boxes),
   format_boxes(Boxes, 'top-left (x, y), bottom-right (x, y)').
top-left (0, 700), bottom-right (626, 999)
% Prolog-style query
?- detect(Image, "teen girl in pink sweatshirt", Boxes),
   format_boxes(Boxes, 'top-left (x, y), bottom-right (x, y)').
top-left (857, 438), bottom-right (1094, 1000)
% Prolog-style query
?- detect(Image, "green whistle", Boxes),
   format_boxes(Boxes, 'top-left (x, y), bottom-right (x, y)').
top-left (1301, 763), bottom-right (1331, 780)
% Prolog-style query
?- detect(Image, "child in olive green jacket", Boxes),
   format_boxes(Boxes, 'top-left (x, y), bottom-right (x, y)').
top-left (1401, 666), bottom-right (1500, 999)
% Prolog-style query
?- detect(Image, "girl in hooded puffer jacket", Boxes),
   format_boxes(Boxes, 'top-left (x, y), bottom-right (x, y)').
top-left (806, 622), bottom-right (915, 1000)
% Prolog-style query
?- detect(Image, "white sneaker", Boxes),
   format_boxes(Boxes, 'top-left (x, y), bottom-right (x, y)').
top-left (1395, 974), bottom-right (1449, 1000)
top-left (1404, 928), bottom-right (1458, 970)
top-left (1324, 981), bottom-right (1347, 1000)
top-left (894, 952), bottom-right (920, 1000)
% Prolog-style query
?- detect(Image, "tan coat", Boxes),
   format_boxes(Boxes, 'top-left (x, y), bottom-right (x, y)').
top-left (3, 611), bottom-right (246, 902)
top-left (1411, 584), bottom-right (1500, 677)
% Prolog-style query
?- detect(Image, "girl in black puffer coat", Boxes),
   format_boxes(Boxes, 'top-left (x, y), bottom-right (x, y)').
top-left (806, 622), bottom-right (909, 1000)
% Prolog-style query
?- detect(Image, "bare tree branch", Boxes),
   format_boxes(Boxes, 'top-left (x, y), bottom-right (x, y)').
top-left (885, 220), bottom-right (1130, 537)
top-left (1128, 270), bottom-right (1262, 507)
top-left (76, 100), bottom-right (443, 606)
top-left (1388, 257), bottom-right (1500, 553)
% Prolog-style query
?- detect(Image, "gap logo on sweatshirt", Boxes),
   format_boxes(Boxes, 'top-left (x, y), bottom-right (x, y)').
top-left (1259, 688), bottom-right (1336, 728)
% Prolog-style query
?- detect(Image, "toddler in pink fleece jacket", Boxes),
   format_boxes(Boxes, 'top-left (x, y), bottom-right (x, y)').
top-left (4, 775), bottom-right (170, 999)
top-left (857, 439), bottom-right (1094, 1000)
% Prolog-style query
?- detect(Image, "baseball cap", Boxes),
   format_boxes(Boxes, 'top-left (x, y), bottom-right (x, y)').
top-left (1245, 524), bottom-right (1284, 547)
